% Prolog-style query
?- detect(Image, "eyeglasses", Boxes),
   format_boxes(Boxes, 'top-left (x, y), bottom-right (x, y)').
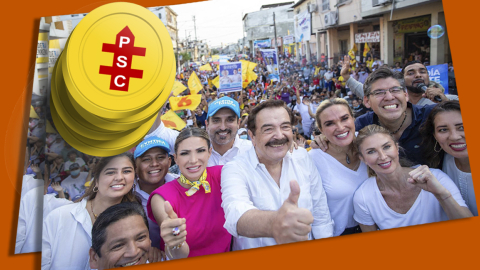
top-left (369, 86), bottom-right (405, 97)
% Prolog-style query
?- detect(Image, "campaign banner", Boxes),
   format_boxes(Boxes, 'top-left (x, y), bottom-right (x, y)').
top-left (254, 39), bottom-right (271, 49)
top-left (219, 61), bottom-right (242, 93)
top-left (294, 11), bottom-right (311, 43)
top-left (260, 49), bottom-right (279, 81)
top-left (355, 31), bottom-right (380, 43)
top-left (219, 55), bottom-right (229, 62)
top-left (283, 35), bottom-right (294, 45)
top-left (427, 64), bottom-right (449, 94)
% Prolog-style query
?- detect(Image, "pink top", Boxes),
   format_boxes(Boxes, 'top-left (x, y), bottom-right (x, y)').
top-left (146, 165), bottom-right (231, 257)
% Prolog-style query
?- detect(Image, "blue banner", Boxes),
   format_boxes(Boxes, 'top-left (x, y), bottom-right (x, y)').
top-left (427, 64), bottom-right (449, 94)
top-left (254, 39), bottom-right (271, 49)
top-left (260, 49), bottom-right (279, 81)
top-left (219, 62), bottom-right (242, 93)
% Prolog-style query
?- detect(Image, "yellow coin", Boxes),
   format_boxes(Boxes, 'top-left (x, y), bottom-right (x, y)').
top-left (63, 2), bottom-right (174, 119)
top-left (61, 52), bottom-right (175, 128)
top-left (56, 52), bottom-right (160, 132)
top-left (52, 53), bottom-right (139, 139)
top-left (50, 99), bottom-right (157, 157)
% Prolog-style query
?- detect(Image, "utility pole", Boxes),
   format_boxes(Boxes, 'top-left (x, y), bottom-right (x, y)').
top-left (273, 12), bottom-right (277, 50)
top-left (193, 16), bottom-right (198, 61)
top-left (193, 16), bottom-right (197, 41)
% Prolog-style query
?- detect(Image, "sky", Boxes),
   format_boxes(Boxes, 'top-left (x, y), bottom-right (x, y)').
top-left (158, 0), bottom-right (296, 47)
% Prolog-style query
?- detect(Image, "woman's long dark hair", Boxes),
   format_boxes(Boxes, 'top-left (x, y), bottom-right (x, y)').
top-left (76, 152), bottom-right (136, 203)
top-left (419, 100), bottom-right (461, 168)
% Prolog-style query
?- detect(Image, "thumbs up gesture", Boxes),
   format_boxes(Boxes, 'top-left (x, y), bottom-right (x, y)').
top-left (272, 180), bottom-right (314, 244)
top-left (160, 201), bottom-right (187, 249)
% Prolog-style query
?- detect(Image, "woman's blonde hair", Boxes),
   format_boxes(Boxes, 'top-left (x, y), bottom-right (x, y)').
top-left (355, 124), bottom-right (412, 177)
top-left (315, 98), bottom-right (353, 130)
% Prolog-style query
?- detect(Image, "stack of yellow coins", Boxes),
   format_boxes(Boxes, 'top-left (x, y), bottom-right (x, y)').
top-left (50, 2), bottom-right (175, 156)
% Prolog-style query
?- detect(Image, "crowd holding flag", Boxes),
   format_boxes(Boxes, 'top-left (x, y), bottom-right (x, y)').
top-left (169, 95), bottom-right (202, 111)
top-left (160, 109), bottom-right (186, 131)
top-left (363, 42), bottom-right (370, 57)
top-left (172, 80), bottom-right (187, 96)
top-left (188, 71), bottom-right (203, 93)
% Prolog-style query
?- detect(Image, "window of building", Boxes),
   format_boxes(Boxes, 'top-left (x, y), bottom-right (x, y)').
top-left (373, 25), bottom-right (380, 31)
top-left (322, 0), bottom-right (330, 11)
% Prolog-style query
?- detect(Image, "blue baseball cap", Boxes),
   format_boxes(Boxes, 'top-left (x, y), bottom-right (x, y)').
top-left (207, 96), bottom-right (240, 119)
top-left (134, 136), bottom-right (170, 159)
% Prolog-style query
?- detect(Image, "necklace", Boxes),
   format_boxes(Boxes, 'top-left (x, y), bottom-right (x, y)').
top-left (90, 200), bottom-right (98, 221)
top-left (381, 111), bottom-right (407, 135)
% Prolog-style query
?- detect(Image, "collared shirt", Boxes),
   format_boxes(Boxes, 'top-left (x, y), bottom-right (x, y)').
top-left (42, 198), bottom-right (91, 270)
top-left (221, 147), bottom-right (334, 251)
top-left (145, 121), bottom-right (253, 166)
top-left (16, 188), bottom-right (73, 255)
top-left (355, 102), bottom-right (435, 165)
top-left (134, 173), bottom-right (178, 249)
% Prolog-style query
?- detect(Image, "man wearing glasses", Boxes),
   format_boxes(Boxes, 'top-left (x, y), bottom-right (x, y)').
top-left (355, 67), bottom-right (436, 165)
top-left (340, 56), bottom-right (457, 106)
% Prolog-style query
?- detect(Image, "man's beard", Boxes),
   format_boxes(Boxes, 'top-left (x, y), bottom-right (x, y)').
top-left (406, 79), bottom-right (427, 94)
top-left (210, 129), bottom-right (235, 146)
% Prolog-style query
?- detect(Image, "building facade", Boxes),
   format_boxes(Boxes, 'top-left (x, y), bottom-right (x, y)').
top-left (292, 0), bottom-right (448, 67)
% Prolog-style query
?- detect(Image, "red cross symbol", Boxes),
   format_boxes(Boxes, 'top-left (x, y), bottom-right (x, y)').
top-left (99, 26), bottom-right (146, 91)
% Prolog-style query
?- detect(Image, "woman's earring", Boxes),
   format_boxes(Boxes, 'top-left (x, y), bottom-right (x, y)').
top-left (93, 186), bottom-right (98, 192)
top-left (434, 140), bottom-right (442, 153)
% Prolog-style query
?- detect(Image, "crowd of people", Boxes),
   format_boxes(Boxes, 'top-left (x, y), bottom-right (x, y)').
top-left (16, 50), bottom-right (476, 270)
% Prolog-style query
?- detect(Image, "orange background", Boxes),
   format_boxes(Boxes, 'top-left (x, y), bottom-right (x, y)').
top-left (1, 0), bottom-right (478, 269)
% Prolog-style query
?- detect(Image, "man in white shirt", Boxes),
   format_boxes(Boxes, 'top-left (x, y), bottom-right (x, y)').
top-left (221, 100), bottom-right (334, 251)
top-left (146, 96), bottom-right (252, 166)
top-left (61, 163), bottom-right (89, 200)
top-left (294, 88), bottom-right (315, 138)
top-left (133, 136), bottom-right (178, 248)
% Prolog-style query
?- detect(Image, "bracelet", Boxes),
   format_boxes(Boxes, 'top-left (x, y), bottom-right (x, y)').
top-left (440, 193), bottom-right (453, 201)
top-left (165, 242), bottom-right (185, 260)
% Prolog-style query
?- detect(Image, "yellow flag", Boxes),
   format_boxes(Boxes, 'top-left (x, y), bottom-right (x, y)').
top-left (248, 70), bottom-right (258, 82)
top-left (199, 63), bottom-right (213, 71)
top-left (363, 42), bottom-right (370, 57)
top-left (348, 44), bottom-right (357, 60)
top-left (169, 94), bottom-right (202, 111)
top-left (314, 67), bottom-right (320, 76)
top-left (161, 110), bottom-right (186, 131)
top-left (30, 105), bottom-right (40, 119)
top-left (188, 72), bottom-right (203, 94)
top-left (172, 81), bottom-right (187, 96)
top-left (46, 120), bottom-right (56, 134)
top-left (212, 76), bottom-right (220, 88)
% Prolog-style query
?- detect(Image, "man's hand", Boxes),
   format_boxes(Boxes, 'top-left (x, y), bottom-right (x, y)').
top-left (272, 181), bottom-right (313, 244)
top-left (340, 55), bottom-right (351, 81)
top-left (148, 247), bottom-right (163, 263)
top-left (310, 134), bottom-right (329, 151)
top-left (423, 87), bottom-right (447, 102)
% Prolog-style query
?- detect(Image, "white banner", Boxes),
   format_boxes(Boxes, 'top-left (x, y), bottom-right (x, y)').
top-left (355, 31), bottom-right (380, 43)
top-left (283, 35), bottom-right (294, 45)
top-left (294, 11), bottom-right (311, 42)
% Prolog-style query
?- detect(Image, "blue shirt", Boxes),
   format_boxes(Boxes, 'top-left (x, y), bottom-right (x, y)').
top-left (355, 103), bottom-right (436, 165)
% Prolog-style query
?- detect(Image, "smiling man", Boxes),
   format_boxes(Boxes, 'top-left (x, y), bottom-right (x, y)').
top-left (402, 61), bottom-right (458, 106)
top-left (355, 67), bottom-right (436, 165)
top-left (221, 99), bottom-right (333, 251)
top-left (89, 203), bottom-right (151, 270)
top-left (341, 56), bottom-right (457, 106)
top-left (146, 96), bottom-right (252, 166)
top-left (133, 136), bottom-right (178, 249)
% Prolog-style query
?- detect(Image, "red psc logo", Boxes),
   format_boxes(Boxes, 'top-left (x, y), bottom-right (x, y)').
top-left (99, 26), bottom-right (146, 91)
